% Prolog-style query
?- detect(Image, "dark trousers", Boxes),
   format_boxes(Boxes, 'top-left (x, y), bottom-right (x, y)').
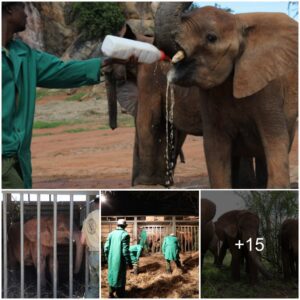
top-left (109, 286), bottom-right (125, 298)
top-left (166, 259), bottom-right (181, 272)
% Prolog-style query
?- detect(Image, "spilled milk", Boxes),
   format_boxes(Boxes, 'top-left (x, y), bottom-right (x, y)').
top-left (165, 80), bottom-right (176, 186)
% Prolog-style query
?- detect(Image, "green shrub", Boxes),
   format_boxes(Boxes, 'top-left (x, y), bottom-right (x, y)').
top-left (71, 3), bottom-right (125, 40)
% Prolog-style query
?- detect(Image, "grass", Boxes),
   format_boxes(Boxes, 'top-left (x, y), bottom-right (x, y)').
top-left (63, 128), bottom-right (89, 134)
top-left (33, 120), bottom-right (73, 129)
top-left (32, 132), bottom-right (54, 137)
top-left (36, 89), bottom-right (50, 100)
top-left (36, 88), bottom-right (65, 100)
top-left (66, 92), bottom-right (86, 101)
top-left (201, 253), bottom-right (298, 298)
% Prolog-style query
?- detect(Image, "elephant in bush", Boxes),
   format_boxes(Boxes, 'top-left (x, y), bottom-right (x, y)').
top-left (104, 24), bottom-right (266, 188)
top-left (279, 218), bottom-right (298, 280)
top-left (201, 198), bottom-right (216, 266)
top-left (215, 210), bottom-right (270, 283)
top-left (155, 3), bottom-right (298, 188)
top-left (7, 215), bottom-right (84, 288)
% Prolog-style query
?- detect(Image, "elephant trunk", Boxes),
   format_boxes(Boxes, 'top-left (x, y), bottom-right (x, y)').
top-left (73, 231), bottom-right (84, 274)
top-left (154, 2), bottom-right (192, 57)
top-left (247, 243), bottom-right (271, 279)
top-left (105, 72), bottom-right (118, 130)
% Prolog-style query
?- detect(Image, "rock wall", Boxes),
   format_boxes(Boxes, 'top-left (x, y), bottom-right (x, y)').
top-left (18, 2), bottom-right (156, 58)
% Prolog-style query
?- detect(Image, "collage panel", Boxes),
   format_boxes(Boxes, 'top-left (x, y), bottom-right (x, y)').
top-left (1, 191), bottom-right (100, 298)
top-left (2, 2), bottom-right (297, 191)
top-left (1, 0), bottom-right (299, 299)
top-left (100, 190), bottom-right (199, 298)
top-left (201, 191), bottom-right (298, 298)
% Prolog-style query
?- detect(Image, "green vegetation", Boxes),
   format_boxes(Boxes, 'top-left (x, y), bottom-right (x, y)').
top-left (71, 3), bottom-right (125, 40)
top-left (33, 120), bottom-right (76, 129)
top-left (36, 89), bottom-right (50, 100)
top-left (66, 92), bottom-right (86, 101)
top-left (63, 128), bottom-right (89, 134)
top-left (202, 254), bottom-right (298, 298)
top-left (236, 191), bottom-right (298, 271)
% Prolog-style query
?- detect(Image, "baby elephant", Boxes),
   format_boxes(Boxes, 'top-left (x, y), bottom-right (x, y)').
top-left (279, 219), bottom-right (298, 280)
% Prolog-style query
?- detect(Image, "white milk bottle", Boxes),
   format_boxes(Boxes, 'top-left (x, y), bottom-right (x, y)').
top-left (101, 35), bottom-right (168, 64)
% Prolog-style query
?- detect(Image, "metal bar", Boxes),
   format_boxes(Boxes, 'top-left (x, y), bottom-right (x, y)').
top-left (185, 226), bottom-right (187, 253)
top-left (85, 195), bottom-right (90, 296)
top-left (133, 216), bottom-right (137, 243)
top-left (172, 216), bottom-right (176, 234)
top-left (37, 194), bottom-right (41, 298)
top-left (53, 194), bottom-right (57, 298)
top-left (159, 227), bottom-right (162, 252)
top-left (69, 195), bottom-right (74, 298)
top-left (193, 226), bottom-right (196, 251)
top-left (20, 193), bottom-right (24, 298)
top-left (3, 193), bottom-right (8, 298)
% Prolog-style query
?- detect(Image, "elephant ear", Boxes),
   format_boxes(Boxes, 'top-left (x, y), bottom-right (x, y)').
top-left (116, 80), bottom-right (138, 117)
top-left (223, 223), bottom-right (238, 239)
top-left (24, 218), bottom-right (53, 247)
top-left (233, 13), bottom-right (298, 99)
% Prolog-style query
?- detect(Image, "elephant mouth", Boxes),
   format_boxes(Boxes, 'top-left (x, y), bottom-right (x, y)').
top-left (167, 58), bottom-right (196, 86)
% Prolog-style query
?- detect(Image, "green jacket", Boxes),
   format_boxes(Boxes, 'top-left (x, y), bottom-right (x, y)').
top-left (162, 235), bottom-right (180, 261)
top-left (139, 229), bottom-right (148, 250)
top-left (129, 244), bottom-right (143, 264)
top-left (104, 227), bottom-right (131, 288)
top-left (2, 39), bottom-right (102, 188)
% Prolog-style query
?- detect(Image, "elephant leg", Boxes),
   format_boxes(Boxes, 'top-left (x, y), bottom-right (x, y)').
top-left (203, 133), bottom-right (232, 188)
top-left (255, 157), bottom-right (268, 188)
top-left (132, 94), bottom-right (168, 186)
top-left (232, 156), bottom-right (256, 188)
top-left (175, 131), bottom-right (187, 164)
top-left (247, 252), bottom-right (259, 283)
top-left (48, 255), bottom-right (58, 285)
top-left (229, 241), bottom-right (241, 281)
top-left (289, 251), bottom-right (296, 277)
top-left (282, 249), bottom-right (291, 280)
top-left (31, 243), bottom-right (47, 288)
top-left (217, 241), bottom-right (228, 267)
top-left (256, 113), bottom-right (290, 188)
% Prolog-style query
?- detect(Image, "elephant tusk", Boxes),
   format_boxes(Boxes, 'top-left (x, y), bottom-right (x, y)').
top-left (172, 51), bottom-right (185, 64)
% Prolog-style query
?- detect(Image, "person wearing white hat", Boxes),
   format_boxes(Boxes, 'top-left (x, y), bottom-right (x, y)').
top-left (104, 219), bottom-right (133, 298)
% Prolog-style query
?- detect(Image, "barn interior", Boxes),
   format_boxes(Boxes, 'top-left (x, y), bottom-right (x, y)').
top-left (101, 190), bottom-right (199, 298)
top-left (2, 192), bottom-right (98, 298)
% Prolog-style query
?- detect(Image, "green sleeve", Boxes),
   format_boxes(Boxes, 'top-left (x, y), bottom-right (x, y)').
top-left (35, 49), bottom-right (101, 88)
top-left (104, 235), bottom-right (111, 259)
top-left (122, 233), bottom-right (132, 265)
top-left (162, 238), bottom-right (166, 254)
top-left (136, 245), bottom-right (143, 260)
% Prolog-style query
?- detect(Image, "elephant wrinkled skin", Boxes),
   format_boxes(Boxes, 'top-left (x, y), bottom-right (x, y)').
top-left (105, 24), bottom-right (266, 188)
top-left (215, 210), bottom-right (270, 283)
top-left (201, 198), bottom-right (216, 266)
top-left (279, 218), bottom-right (298, 280)
top-left (7, 215), bottom-right (84, 287)
top-left (155, 4), bottom-right (298, 188)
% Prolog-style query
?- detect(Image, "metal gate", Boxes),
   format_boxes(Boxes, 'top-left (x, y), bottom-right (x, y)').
top-left (2, 191), bottom-right (98, 298)
top-left (101, 216), bottom-right (199, 254)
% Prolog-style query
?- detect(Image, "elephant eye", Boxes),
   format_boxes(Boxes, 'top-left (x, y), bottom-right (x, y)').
top-left (206, 33), bottom-right (217, 43)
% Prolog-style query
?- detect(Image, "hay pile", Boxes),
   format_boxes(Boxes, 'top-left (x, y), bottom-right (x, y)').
top-left (101, 252), bottom-right (199, 298)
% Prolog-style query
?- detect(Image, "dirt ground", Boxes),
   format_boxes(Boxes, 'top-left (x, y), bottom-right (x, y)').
top-left (31, 86), bottom-right (298, 189)
top-left (101, 252), bottom-right (199, 298)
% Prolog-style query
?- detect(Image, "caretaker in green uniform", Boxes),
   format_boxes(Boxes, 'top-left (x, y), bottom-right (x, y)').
top-left (139, 228), bottom-right (149, 253)
top-left (162, 233), bottom-right (182, 273)
top-left (104, 219), bottom-right (132, 298)
top-left (2, 2), bottom-right (136, 188)
top-left (129, 243), bottom-right (143, 275)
